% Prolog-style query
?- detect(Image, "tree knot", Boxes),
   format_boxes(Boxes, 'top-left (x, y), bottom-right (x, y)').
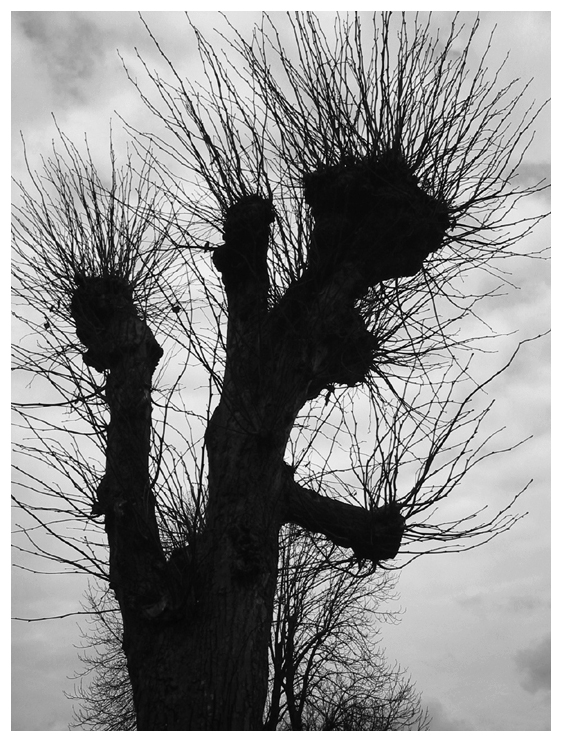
top-left (70, 275), bottom-right (162, 372)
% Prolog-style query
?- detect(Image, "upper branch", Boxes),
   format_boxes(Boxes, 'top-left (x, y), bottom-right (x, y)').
top-left (71, 275), bottom-right (171, 617)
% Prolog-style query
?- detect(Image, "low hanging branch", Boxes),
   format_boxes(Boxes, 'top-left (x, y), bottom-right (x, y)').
top-left (285, 478), bottom-right (405, 563)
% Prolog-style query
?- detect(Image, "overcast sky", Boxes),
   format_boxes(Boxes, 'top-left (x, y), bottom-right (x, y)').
top-left (11, 9), bottom-right (551, 734)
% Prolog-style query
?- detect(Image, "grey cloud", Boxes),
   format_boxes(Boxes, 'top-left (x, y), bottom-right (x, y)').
top-left (457, 592), bottom-right (485, 611)
top-left (457, 590), bottom-right (550, 619)
top-left (510, 161), bottom-right (551, 207)
top-left (514, 634), bottom-right (551, 694)
top-left (426, 698), bottom-right (475, 731)
top-left (14, 11), bottom-right (107, 107)
top-left (508, 595), bottom-right (547, 613)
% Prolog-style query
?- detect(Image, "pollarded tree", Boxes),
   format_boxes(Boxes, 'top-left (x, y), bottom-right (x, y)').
top-left (12, 12), bottom-right (547, 730)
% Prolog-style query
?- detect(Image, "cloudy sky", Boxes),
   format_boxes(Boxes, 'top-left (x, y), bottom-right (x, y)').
top-left (11, 9), bottom-right (551, 733)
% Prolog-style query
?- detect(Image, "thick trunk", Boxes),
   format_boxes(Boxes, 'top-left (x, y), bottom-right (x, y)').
top-left (120, 414), bottom-right (283, 729)
top-left (127, 511), bottom-right (279, 729)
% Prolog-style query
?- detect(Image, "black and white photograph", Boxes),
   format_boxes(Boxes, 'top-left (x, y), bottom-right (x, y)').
top-left (11, 10), bottom-right (551, 732)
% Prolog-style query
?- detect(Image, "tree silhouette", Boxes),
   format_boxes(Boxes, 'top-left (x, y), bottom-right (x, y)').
top-left (12, 12), bottom-right (547, 730)
top-left (264, 526), bottom-right (429, 730)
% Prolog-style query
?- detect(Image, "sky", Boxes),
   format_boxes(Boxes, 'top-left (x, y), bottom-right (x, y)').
top-left (11, 8), bottom-right (551, 734)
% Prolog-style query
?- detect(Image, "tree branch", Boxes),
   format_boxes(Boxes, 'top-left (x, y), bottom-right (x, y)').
top-left (284, 474), bottom-right (405, 565)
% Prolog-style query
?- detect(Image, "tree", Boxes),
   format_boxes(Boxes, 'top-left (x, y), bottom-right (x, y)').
top-left (12, 12), bottom-right (547, 731)
top-left (264, 526), bottom-right (429, 731)
top-left (68, 527), bottom-right (428, 731)
top-left (68, 587), bottom-right (136, 732)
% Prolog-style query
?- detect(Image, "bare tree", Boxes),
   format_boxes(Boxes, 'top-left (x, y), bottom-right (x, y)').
top-left (12, 12), bottom-right (547, 730)
top-left (68, 586), bottom-right (136, 732)
top-left (264, 526), bottom-right (429, 731)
